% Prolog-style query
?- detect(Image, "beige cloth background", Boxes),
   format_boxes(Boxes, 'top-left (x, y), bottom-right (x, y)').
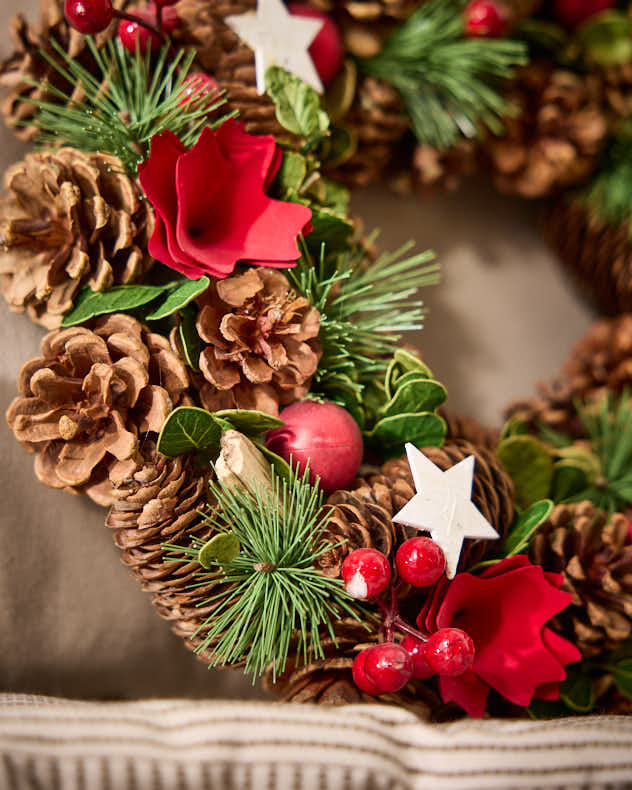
top-left (0, 0), bottom-right (597, 702)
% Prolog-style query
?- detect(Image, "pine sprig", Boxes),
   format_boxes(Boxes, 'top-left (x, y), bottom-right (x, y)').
top-left (24, 37), bottom-right (233, 173)
top-left (360, 0), bottom-right (528, 148)
top-left (164, 467), bottom-right (364, 680)
top-left (287, 239), bottom-right (439, 402)
top-left (576, 128), bottom-right (632, 230)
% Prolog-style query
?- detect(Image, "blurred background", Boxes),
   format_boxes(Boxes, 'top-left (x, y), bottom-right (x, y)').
top-left (0, 0), bottom-right (596, 701)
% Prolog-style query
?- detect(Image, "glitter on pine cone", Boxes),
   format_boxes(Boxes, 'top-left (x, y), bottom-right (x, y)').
top-left (529, 501), bottom-right (632, 657)
top-left (0, 148), bottom-right (154, 328)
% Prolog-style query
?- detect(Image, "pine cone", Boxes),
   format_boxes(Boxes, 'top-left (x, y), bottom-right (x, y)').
top-left (484, 64), bottom-right (607, 198)
top-left (439, 408), bottom-right (500, 452)
top-left (505, 315), bottom-right (632, 435)
top-left (529, 501), bottom-right (632, 657)
top-left (190, 267), bottom-right (321, 417)
top-left (6, 314), bottom-right (190, 506)
top-left (411, 139), bottom-right (479, 192)
top-left (0, 0), bottom-right (129, 140)
top-left (0, 148), bottom-right (154, 329)
top-left (600, 62), bottom-right (632, 120)
top-left (545, 196), bottom-right (632, 315)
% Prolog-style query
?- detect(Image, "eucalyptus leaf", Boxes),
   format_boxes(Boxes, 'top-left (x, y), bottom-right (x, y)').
top-left (559, 668), bottom-right (595, 714)
top-left (496, 435), bottom-right (554, 509)
top-left (214, 409), bottom-right (284, 436)
top-left (527, 698), bottom-right (570, 719)
top-left (614, 658), bottom-right (632, 701)
top-left (499, 416), bottom-right (529, 442)
top-left (381, 378), bottom-right (447, 418)
top-left (178, 303), bottom-right (202, 371)
top-left (500, 499), bottom-right (554, 557)
top-left (551, 462), bottom-right (588, 503)
top-left (307, 206), bottom-right (354, 249)
top-left (277, 150), bottom-right (308, 194)
top-left (254, 441), bottom-right (293, 484)
top-left (157, 406), bottom-right (222, 458)
top-left (61, 283), bottom-right (171, 326)
top-left (368, 412), bottom-right (446, 457)
top-left (385, 350), bottom-right (434, 399)
top-left (145, 276), bottom-right (209, 320)
top-left (198, 533), bottom-right (241, 569)
top-left (265, 65), bottom-right (329, 140)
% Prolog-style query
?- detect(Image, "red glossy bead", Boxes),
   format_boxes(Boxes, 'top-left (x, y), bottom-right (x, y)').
top-left (266, 400), bottom-right (363, 493)
top-left (288, 4), bottom-right (344, 85)
top-left (463, 0), bottom-right (508, 37)
top-left (341, 548), bottom-right (391, 599)
top-left (64, 0), bottom-right (114, 34)
top-left (153, 0), bottom-right (177, 6)
top-left (400, 635), bottom-right (435, 679)
top-left (178, 73), bottom-right (220, 107)
top-left (363, 643), bottom-right (413, 694)
top-left (396, 537), bottom-right (445, 588)
top-left (118, 3), bottom-right (179, 53)
top-left (425, 628), bottom-right (475, 677)
top-left (352, 648), bottom-right (381, 695)
top-left (554, 0), bottom-right (614, 29)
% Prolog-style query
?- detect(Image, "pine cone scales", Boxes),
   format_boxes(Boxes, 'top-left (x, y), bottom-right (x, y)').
top-left (529, 501), bottom-right (632, 657)
top-left (0, 148), bottom-right (154, 328)
top-left (192, 267), bottom-right (321, 416)
top-left (6, 314), bottom-right (189, 505)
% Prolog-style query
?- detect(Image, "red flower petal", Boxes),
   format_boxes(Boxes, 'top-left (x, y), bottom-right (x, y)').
top-left (439, 670), bottom-right (490, 719)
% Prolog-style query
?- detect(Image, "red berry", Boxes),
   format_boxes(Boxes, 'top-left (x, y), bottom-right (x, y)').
top-left (352, 648), bottom-right (381, 695)
top-left (396, 537), bottom-right (445, 588)
top-left (341, 548), bottom-right (391, 599)
top-left (553, 0), bottom-right (614, 29)
top-left (363, 643), bottom-right (413, 694)
top-left (153, 0), bottom-right (177, 6)
top-left (64, 0), bottom-right (114, 34)
top-left (288, 4), bottom-right (344, 86)
top-left (118, 3), bottom-right (179, 53)
top-left (463, 0), bottom-right (508, 37)
top-left (178, 73), bottom-right (220, 108)
top-left (425, 628), bottom-right (475, 677)
top-left (400, 635), bottom-right (435, 679)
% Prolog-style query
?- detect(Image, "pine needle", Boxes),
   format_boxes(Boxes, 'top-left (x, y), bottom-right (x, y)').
top-left (360, 0), bottom-right (528, 148)
top-left (163, 467), bottom-right (365, 680)
top-left (22, 37), bottom-right (234, 173)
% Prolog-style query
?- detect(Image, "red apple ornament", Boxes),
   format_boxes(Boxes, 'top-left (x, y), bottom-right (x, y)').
top-left (553, 0), bottom-right (615, 29)
top-left (265, 400), bottom-right (363, 493)
top-left (288, 4), bottom-right (344, 86)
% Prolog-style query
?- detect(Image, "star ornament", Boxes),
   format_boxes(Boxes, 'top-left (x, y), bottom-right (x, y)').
top-left (226, 0), bottom-right (325, 95)
top-left (393, 443), bottom-right (499, 579)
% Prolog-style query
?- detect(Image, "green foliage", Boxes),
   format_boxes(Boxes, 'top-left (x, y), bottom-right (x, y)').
top-left (496, 435), bottom-right (554, 509)
top-left (61, 277), bottom-right (210, 327)
top-left (178, 303), bottom-right (203, 372)
top-left (265, 66), bottom-right (329, 145)
top-left (500, 499), bottom-right (554, 558)
top-left (576, 129), bottom-right (632, 231)
top-left (287, 240), bottom-right (439, 415)
top-left (198, 534), bottom-right (241, 569)
top-left (613, 658), bottom-right (632, 701)
top-left (360, 0), bottom-right (527, 148)
top-left (26, 38), bottom-right (232, 173)
top-left (164, 467), bottom-right (364, 679)
top-left (157, 406), bottom-right (283, 462)
top-left (575, 10), bottom-right (632, 68)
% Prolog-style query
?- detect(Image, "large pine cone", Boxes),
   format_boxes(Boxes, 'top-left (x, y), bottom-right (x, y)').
top-left (505, 315), bottom-right (632, 436)
top-left (545, 196), bottom-right (632, 315)
top-left (0, 0), bottom-right (130, 140)
top-left (484, 64), bottom-right (607, 198)
top-left (189, 267), bottom-right (321, 416)
top-left (529, 501), bottom-right (632, 658)
top-left (6, 314), bottom-right (190, 506)
top-left (0, 148), bottom-right (154, 328)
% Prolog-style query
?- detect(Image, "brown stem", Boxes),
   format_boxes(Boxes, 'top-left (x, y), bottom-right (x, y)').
top-left (253, 562), bottom-right (275, 573)
top-left (113, 9), bottom-right (167, 43)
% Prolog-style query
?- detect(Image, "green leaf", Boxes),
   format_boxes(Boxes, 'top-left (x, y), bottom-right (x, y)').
top-left (198, 533), bottom-right (241, 569)
top-left (178, 303), bottom-right (202, 371)
top-left (500, 499), bottom-right (554, 557)
top-left (157, 406), bottom-right (222, 458)
top-left (559, 668), bottom-right (595, 713)
top-left (496, 435), bottom-right (554, 509)
top-left (254, 441), bottom-right (293, 485)
top-left (527, 698), bottom-right (570, 719)
top-left (61, 283), bottom-right (171, 326)
top-left (145, 277), bottom-right (210, 320)
top-left (551, 462), bottom-right (588, 503)
top-left (577, 10), bottom-right (632, 68)
top-left (368, 412), bottom-right (446, 457)
top-left (385, 350), bottom-right (434, 399)
top-left (381, 378), bottom-right (447, 418)
top-left (214, 409), bottom-right (284, 436)
top-left (614, 658), bottom-right (632, 701)
top-left (277, 150), bottom-right (308, 194)
top-left (499, 416), bottom-right (529, 441)
top-left (306, 206), bottom-right (354, 249)
top-left (265, 65), bottom-right (329, 140)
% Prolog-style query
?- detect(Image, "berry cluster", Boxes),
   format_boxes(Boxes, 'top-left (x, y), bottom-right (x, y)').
top-left (64, 0), bottom-right (179, 53)
top-left (341, 539), bottom-right (475, 696)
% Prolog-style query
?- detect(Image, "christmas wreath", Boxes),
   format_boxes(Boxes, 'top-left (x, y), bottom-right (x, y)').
top-left (1, 0), bottom-right (632, 722)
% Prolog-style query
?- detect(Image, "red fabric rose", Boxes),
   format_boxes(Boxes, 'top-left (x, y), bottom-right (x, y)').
top-left (418, 556), bottom-right (581, 717)
top-left (138, 120), bottom-right (312, 279)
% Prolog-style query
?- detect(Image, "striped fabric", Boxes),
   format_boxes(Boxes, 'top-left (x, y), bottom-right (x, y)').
top-left (1, 696), bottom-right (632, 789)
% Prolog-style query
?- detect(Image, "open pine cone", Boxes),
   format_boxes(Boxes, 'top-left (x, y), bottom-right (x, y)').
top-left (6, 314), bottom-right (189, 506)
top-left (0, 148), bottom-right (154, 328)
top-left (484, 63), bottom-right (607, 198)
top-left (529, 501), bottom-right (632, 658)
top-left (505, 315), bottom-right (632, 435)
top-left (189, 267), bottom-right (321, 416)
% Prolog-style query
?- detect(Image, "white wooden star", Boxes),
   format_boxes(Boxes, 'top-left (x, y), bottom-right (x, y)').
top-left (392, 443), bottom-right (499, 579)
top-left (226, 0), bottom-right (325, 95)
